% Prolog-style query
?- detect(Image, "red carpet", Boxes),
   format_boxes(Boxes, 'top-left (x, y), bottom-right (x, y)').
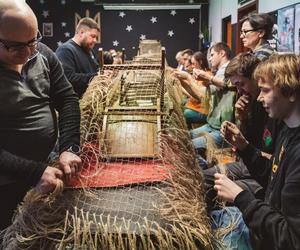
top-left (68, 160), bottom-right (172, 188)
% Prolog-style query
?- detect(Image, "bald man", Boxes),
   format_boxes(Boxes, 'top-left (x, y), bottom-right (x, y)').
top-left (0, 0), bottom-right (81, 229)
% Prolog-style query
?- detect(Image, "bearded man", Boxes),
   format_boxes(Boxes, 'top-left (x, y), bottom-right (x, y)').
top-left (56, 17), bottom-right (99, 98)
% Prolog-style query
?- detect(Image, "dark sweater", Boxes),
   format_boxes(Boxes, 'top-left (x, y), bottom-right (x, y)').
top-left (55, 39), bottom-right (98, 97)
top-left (0, 43), bottom-right (80, 186)
top-left (235, 123), bottom-right (300, 250)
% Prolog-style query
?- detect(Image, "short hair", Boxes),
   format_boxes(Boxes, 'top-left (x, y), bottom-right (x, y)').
top-left (210, 42), bottom-right (232, 59)
top-left (241, 13), bottom-right (274, 40)
top-left (254, 54), bottom-right (300, 97)
top-left (192, 51), bottom-right (209, 70)
top-left (182, 48), bottom-right (194, 56)
top-left (103, 51), bottom-right (113, 64)
top-left (76, 17), bottom-right (99, 32)
top-left (175, 51), bottom-right (183, 61)
top-left (225, 52), bottom-right (261, 79)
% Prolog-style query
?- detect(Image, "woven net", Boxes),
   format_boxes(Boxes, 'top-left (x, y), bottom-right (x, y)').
top-left (1, 46), bottom-right (220, 250)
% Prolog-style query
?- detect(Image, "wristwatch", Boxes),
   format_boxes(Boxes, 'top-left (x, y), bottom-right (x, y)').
top-left (66, 144), bottom-right (81, 156)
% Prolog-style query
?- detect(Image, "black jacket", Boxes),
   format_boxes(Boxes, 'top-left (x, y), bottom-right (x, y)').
top-left (235, 123), bottom-right (300, 250)
top-left (0, 43), bottom-right (80, 186)
top-left (56, 39), bottom-right (98, 97)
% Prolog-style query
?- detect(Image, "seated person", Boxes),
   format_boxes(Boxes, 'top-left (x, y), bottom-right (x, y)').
top-left (190, 42), bottom-right (235, 150)
top-left (204, 53), bottom-right (281, 206)
top-left (183, 51), bottom-right (211, 129)
top-left (173, 52), bottom-right (211, 129)
top-left (215, 54), bottom-right (300, 249)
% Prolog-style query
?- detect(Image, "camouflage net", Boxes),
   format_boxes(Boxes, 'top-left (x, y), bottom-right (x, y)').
top-left (1, 52), bottom-right (224, 250)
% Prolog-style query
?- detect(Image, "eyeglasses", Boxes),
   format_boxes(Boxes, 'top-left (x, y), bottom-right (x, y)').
top-left (240, 29), bottom-right (258, 36)
top-left (0, 30), bottom-right (42, 53)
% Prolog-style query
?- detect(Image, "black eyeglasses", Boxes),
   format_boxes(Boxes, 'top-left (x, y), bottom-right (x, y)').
top-left (0, 30), bottom-right (42, 53)
top-left (240, 29), bottom-right (258, 36)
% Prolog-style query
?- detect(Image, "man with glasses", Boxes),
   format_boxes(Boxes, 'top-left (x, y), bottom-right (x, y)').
top-left (0, 0), bottom-right (82, 230)
top-left (0, 30), bottom-right (42, 55)
top-left (240, 13), bottom-right (275, 61)
top-left (56, 17), bottom-right (99, 98)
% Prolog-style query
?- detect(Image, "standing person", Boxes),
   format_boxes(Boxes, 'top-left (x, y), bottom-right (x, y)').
top-left (240, 13), bottom-right (275, 61)
top-left (0, 0), bottom-right (82, 230)
top-left (56, 17), bottom-right (99, 98)
top-left (216, 54), bottom-right (300, 249)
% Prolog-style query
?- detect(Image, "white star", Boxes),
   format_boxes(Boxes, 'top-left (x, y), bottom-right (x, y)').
top-left (168, 30), bottom-right (174, 37)
top-left (40, 0), bottom-right (45, 4)
top-left (113, 40), bottom-right (119, 47)
top-left (42, 10), bottom-right (49, 18)
top-left (61, 22), bottom-right (67, 27)
top-left (150, 17), bottom-right (157, 24)
top-left (119, 12), bottom-right (126, 18)
top-left (61, 0), bottom-right (66, 4)
top-left (126, 25), bottom-right (133, 32)
top-left (189, 18), bottom-right (195, 24)
top-left (57, 41), bottom-right (63, 46)
top-left (170, 10), bottom-right (176, 16)
top-left (132, 46), bottom-right (136, 49)
top-left (64, 32), bottom-right (70, 37)
top-left (140, 34), bottom-right (146, 40)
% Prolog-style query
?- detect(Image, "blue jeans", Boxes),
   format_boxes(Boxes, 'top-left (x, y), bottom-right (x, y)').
top-left (190, 124), bottom-right (223, 149)
top-left (184, 109), bottom-right (207, 129)
top-left (210, 207), bottom-right (252, 250)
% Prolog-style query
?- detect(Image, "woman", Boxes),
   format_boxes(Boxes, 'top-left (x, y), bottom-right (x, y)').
top-left (240, 13), bottom-right (275, 61)
top-left (183, 51), bottom-right (211, 129)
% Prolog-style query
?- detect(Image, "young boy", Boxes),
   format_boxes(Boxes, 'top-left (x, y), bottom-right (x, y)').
top-left (216, 54), bottom-right (300, 249)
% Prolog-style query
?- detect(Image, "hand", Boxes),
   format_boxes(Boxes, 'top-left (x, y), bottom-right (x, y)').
top-left (235, 94), bottom-right (251, 121)
top-left (59, 151), bottom-right (82, 182)
top-left (220, 121), bottom-right (249, 151)
top-left (214, 173), bottom-right (243, 203)
top-left (193, 68), bottom-right (211, 81)
top-left (35, 166), bottom-right (63, 194)
top-left (173, 70), bottom-right (191, 82)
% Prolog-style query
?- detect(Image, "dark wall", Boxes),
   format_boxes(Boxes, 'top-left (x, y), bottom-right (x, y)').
top-left (27, 0), bottom-right (202, 67)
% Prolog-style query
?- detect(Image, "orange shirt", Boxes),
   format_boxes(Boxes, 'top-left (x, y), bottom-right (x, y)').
top-left (185, 80), bottom-right (210, 115)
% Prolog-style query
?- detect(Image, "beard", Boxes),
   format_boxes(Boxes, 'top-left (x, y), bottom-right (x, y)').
top-left (81, 42), bottom-right (92, 53)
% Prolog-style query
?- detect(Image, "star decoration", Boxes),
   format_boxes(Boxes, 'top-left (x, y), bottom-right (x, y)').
top-left (40, 0), bottom-right (45, 4)
top-left (132, 46), bottom-right (136, 49)
top-left (126, 25), bottom-right (133, 32)
top-left (168, 30), bottom-right (174, 37)
top-left (57, 41), bottom-right (63, 47)
top-left (170, 10), bottom-right (176, 16)
top-left (150, 17), bottom-right (157, 24)
top-left (189, 18), bottom-right (195, 24)
top-left (140, 34), bottom-right (146, 40)
top-left (61, 0), bottom-right (66, 4)
top-left (119, 12), bottom-right (126, 18)
top-left (64, 32), bottom-right (70, 37)
top-left (113, 40), bottom-right (119, 47)
top-left (42, 10), bottom-right (49, 18)
top-left (61, 22), bottom-right (67, 27)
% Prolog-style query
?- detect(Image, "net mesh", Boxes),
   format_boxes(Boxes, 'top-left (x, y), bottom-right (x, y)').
top-left (1, 44), bottom-right (221, 249)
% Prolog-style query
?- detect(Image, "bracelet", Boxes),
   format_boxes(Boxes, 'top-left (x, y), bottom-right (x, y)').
top-left (209, 75), bottom-right (214, 83)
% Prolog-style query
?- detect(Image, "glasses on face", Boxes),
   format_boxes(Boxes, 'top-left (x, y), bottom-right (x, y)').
top-left (240, 29), bottom-right (258, 36)
top-left (0, 30), bottom-right (42, 53)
